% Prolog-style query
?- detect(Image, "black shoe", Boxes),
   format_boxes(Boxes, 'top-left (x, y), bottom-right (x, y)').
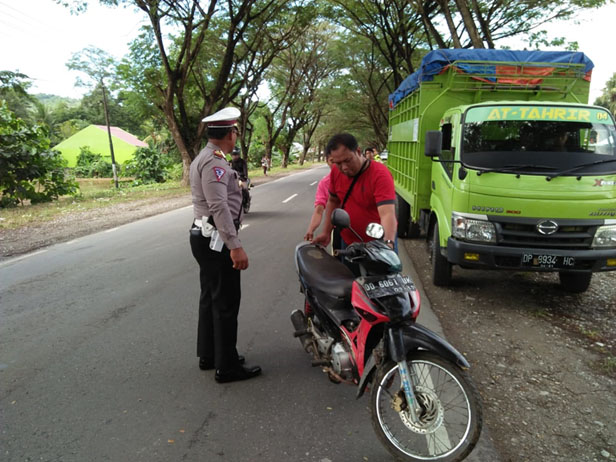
top-left (215, 365), bottom-right (262, 383)
top-left (199, 355), bottom-right (245, 371)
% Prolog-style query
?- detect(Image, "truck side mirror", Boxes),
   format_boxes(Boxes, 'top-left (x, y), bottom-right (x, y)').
top-left (425, 131), bottom-right (442, 157)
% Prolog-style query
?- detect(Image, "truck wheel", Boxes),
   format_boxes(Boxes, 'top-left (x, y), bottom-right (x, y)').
top-left (396, 194), bottom-right (410, 238)
top-left (430, 223), bottom-right (452, 286)
top-left (559, 272), bottom-right (592, 293)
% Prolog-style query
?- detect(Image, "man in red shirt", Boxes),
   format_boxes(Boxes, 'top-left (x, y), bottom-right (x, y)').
top-left (313, 133), bottom-right (397, 251)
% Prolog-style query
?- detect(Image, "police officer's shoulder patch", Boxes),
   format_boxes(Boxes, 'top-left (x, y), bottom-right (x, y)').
top-left (213, 166), bottom-right (226, 182)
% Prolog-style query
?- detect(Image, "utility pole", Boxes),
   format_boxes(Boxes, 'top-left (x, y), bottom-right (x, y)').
top-left (101, 82), bottom-right (119, 189)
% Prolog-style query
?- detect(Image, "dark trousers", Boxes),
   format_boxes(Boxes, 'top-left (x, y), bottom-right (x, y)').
top-left (189, 232), bottom-right (241, 371)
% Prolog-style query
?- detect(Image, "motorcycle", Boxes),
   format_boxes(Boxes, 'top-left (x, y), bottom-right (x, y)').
top-left (292, 209), bottom-right (482, 462)
top-left (238, 177), bottom-right (251, 213)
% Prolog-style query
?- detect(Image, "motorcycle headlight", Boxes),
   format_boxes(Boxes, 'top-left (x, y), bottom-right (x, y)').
top-left (452, 214), bottom-right (496, 243)
top-left (592, 225), bottom-right (616, 248)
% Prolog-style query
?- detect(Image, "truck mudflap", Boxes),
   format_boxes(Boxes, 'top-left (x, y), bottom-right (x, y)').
top-left (447, 238), bottom-right (616, 272)
top-left (356, 323), bottom-right (470, 399)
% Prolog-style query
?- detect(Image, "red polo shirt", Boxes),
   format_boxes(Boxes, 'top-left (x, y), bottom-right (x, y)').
top-left (329, 161), bottom-right (395, 244)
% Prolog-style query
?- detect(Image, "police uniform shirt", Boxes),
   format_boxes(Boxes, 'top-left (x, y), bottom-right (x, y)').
top-left (190, 141), bottom-right (243, 249)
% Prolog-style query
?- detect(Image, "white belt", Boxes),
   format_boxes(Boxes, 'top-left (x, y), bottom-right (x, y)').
top-left (194, 219), bottom-right (203, 228)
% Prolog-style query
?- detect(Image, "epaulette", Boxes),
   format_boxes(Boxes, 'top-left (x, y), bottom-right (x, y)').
top-left (213, 150), bottom-right (225, 159)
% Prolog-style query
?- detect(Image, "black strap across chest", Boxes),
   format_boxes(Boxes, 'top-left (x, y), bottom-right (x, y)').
top-left (341, 160), bottom-right (370, 209)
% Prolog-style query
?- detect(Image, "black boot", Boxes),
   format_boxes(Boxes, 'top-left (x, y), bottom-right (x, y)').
top-left (215, 365), bottom-right (262, 383)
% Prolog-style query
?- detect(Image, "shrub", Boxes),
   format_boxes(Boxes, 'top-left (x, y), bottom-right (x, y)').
top-left (124, 146), bottom-right (169, 184)
top-left (74, 146), bottom-right (113, 178)
top-left (165, 162), bottom-right (184, 181)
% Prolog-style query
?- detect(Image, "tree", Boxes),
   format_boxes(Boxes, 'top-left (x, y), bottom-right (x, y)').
top-left (265, 21), bottom-right (338, 167)
top-left (0, 71), bottom-right (39, 121)
top-left (594, 72), bottom-right (616, 115)
top-left (67, 46), bottom-right (120, 187)
top-left (0, 102), bottom-right (78, 207)
top-left (415, 0), bottom-right (609, 50)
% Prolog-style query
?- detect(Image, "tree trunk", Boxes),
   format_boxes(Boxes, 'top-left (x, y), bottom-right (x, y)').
top-left (470, 0), bottom-right (494, 48)
top-left (438, 0), bottom-right (462, 48)
top-left (454, 0), bottom-right (484, 48)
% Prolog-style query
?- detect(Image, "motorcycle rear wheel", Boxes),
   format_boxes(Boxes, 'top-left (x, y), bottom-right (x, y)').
top-left (371, 352), bottom-right (482, 462)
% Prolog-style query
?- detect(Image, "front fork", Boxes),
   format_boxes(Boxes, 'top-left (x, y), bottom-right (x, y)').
top-left (388, 327), bottom-right (421, 422)
top-left (397, 359), bottom-right (421, 422)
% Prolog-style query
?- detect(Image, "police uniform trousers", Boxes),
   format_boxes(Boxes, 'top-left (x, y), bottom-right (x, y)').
top-left (189, 232), bottom-right (241, 370)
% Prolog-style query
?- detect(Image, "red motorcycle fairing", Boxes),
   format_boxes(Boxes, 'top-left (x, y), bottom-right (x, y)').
top-left (346, 281), bottom-right (390, 377)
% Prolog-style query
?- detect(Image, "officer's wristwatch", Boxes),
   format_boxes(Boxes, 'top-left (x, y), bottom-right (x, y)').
top-left (385, 239), bottom-right (395, 249)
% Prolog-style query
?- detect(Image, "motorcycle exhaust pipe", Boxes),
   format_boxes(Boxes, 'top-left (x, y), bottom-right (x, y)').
top-left (290, 309), bottom-right (314, 353)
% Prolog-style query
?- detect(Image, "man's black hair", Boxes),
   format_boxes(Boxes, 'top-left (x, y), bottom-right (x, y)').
top-left (326, 133), bottom-right (358, 154)
top-left (364, 147), bottom-right (374, 153)
top-left (207, 126), bottom-right (233, 140)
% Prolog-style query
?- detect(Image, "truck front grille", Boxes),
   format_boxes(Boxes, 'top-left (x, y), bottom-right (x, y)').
top-left (494, 219), bottom-right (599, 250)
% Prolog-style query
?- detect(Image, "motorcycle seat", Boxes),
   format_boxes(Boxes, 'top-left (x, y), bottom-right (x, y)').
top-left (296, 244), bottom-right (355, 298)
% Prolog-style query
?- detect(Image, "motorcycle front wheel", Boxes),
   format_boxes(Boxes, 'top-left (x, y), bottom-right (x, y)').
top-left (371, 352), bottom-right (482, 462)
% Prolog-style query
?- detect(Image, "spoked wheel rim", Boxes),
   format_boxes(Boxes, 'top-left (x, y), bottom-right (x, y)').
top-left (375, 359), bottom-right (474, 460)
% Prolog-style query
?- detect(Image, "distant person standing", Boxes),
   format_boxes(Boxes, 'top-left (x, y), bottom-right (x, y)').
top-left (261, 156), bottom-right (270, 175)
top-left (189, 107), bottom-right (261, 383)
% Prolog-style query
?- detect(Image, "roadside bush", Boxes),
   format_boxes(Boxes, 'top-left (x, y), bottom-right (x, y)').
top-left (0, 102), bottom-right (78, 207)
top-left (165, 162), bottom-right (183, 181)
top-left (74, 146), bottom-right (113, 178)
top-left (124, 146), bottom-right (170, 185)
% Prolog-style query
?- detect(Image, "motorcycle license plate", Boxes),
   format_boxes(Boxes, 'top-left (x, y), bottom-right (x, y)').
top-left (521, 253), bottom-right (575, 269)
top-left (361, 275), bottom-right (415, 298)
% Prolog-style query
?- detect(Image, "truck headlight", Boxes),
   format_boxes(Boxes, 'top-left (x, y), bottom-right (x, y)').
top-left (592, 225), bottom-right (616, 248)
top-left (452, 214), bottom-right (496, 243)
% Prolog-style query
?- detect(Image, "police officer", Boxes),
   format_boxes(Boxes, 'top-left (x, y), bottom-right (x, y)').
top-left (189, 107), bottom-right (261, 383)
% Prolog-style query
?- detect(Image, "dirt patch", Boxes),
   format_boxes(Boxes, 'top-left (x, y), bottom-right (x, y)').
top-left (402, 237), bottom-right (616, 462)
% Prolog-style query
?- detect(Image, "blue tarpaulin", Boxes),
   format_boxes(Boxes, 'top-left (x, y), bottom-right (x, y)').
top-left (389, 49), bottom-right (594, 108)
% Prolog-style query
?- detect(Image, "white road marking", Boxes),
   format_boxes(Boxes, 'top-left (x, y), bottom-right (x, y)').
top-left (0, 249), bottom-right (48, 267)
top-left (104, 227), bottom-right (119, 233)
top-left (240, 223), bottom-right (250, 230)
top-left (282, 194), bottom-right (298, 203)
top-left (310, 181), bottom-right (318, 186)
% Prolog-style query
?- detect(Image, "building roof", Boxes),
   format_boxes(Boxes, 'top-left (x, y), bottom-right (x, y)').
top-left (53, 125), bottom-right (148, 167)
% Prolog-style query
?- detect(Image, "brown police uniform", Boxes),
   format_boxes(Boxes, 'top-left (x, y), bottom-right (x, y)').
top-left (189, 141), bottom-right (244, 371)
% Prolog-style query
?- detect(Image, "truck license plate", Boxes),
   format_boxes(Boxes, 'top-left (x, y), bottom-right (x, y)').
top-left (521, 254), bottom-right (575, 268)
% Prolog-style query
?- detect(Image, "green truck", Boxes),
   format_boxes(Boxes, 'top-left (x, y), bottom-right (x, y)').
top-left (388, 49), bottom-right (616, 292)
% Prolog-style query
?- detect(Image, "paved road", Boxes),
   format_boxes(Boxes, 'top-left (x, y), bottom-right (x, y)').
top-left (0, 167), bottom-right (498, 461)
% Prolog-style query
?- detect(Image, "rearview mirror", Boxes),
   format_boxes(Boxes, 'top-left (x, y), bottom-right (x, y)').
top-left (331, 208), bottom-right (350, 229)
top-left (425, 131), bottom-right (442, 157)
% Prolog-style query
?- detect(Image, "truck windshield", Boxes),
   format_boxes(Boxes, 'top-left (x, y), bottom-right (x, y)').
top-left (461, 105), bottom-right (616, 176)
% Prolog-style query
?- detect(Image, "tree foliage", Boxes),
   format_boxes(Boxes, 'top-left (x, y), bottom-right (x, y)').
top-left (594, 72), bottom-right (616, 116)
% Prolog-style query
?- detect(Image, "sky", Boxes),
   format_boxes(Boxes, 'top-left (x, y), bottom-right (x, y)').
top-left (1, 0), bottom-right (615, 103)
